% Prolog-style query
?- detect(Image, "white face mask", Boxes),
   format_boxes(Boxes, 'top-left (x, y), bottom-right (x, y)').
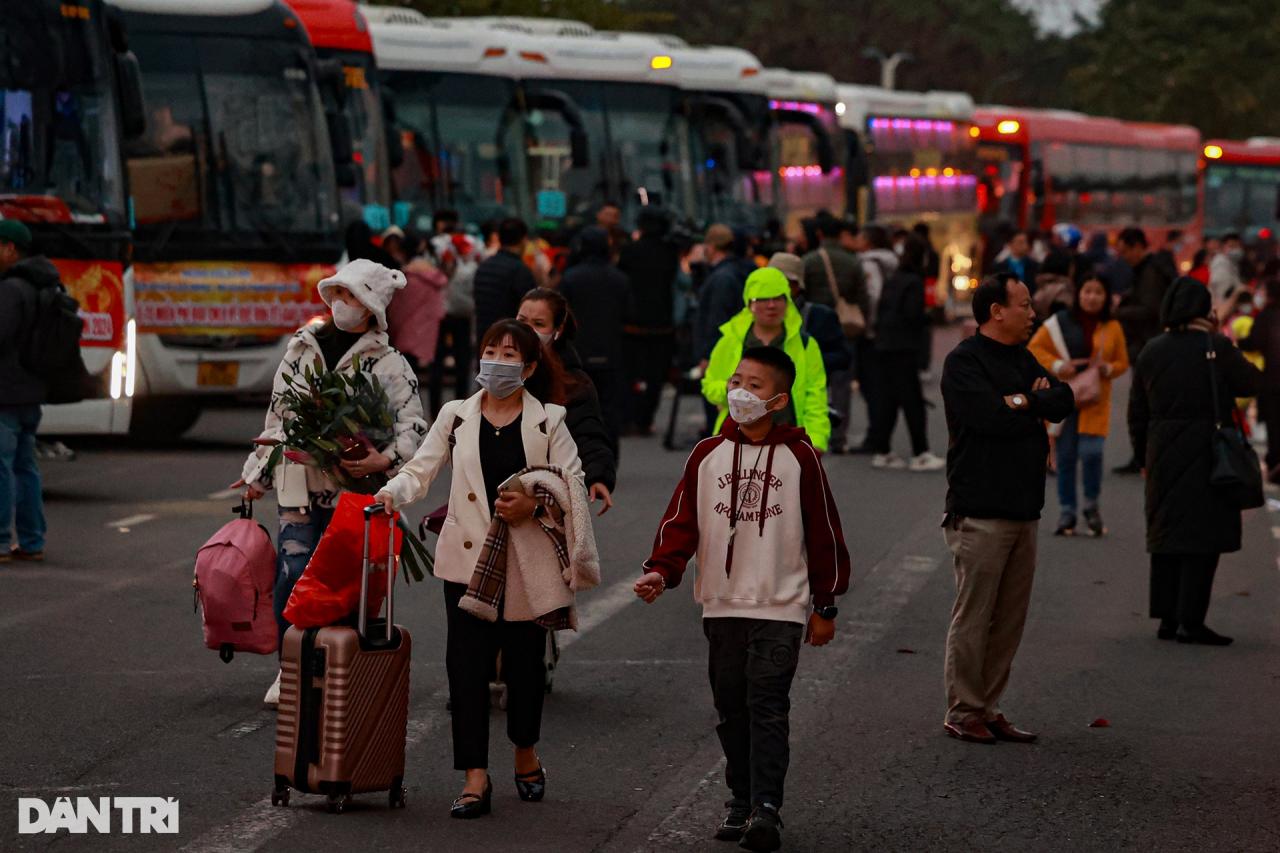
top-left (727, 387), bottom-right (781, 425)
top-left (535, 329), bottom-right (557, 347)
top-left (476, 359), bottom-right (525, 399)
top-left (331, 300), bottom-right (370, 332)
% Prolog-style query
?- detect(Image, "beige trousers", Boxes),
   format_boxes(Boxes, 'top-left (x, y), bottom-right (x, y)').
top-left (943, 517), bottom-right (1038, 724)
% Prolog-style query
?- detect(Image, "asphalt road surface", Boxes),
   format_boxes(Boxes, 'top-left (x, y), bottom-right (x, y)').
top-left (5, 333), bottom-right (1280, 852)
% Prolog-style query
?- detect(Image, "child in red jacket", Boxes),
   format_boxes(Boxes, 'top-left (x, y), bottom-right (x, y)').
top-left (635, 346), bottom-right (851, 853)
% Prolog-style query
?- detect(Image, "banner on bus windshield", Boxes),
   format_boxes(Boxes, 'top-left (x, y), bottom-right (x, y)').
top-left (51, 260), bottom-right (126, 350)
top-left (132, 262), bottom-right (332, 337)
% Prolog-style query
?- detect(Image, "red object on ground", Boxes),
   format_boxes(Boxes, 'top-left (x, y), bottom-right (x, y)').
top-left (1089, 717), bottom-right (1111, 728)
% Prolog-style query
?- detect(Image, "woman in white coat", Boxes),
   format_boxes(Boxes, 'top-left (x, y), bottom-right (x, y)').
top-left (376, 319), bottom-right (584, 819)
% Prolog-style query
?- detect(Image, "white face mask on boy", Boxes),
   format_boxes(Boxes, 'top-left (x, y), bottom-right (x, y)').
top-left (726, 387), bottom-right (781, 425)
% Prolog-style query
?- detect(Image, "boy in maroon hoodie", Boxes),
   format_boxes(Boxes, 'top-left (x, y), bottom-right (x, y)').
top-left (635, 346), bottom-right (851, 852)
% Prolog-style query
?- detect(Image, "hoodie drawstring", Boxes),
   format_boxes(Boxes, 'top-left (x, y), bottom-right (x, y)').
top-left (725, 438), bottom-right (767, 578)
top-left (758, 443), bottom-right (777, 539)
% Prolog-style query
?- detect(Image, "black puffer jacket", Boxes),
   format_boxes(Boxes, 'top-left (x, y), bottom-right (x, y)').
top-left (561, 227), bottom-right (630, 371)
top-left (1129, 279), bottom-right (1262, 555)
top-left (558, 344), bottom-right (617, 492)
top-left (0, 257), bottom-right (62, 406)
top-left (874, 270), bottom-right (926, 353)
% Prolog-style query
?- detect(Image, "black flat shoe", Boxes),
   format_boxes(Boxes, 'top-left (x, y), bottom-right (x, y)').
top-left (450, 777), bottom-right (492, 819)
top-left (1176, 626), bottom-right (1234, 646)
top-left (1157, 619), bottom-right (1178, 640)
top-left (715, 799), bottom-right (752, 841)
top-left (1054, 514), bottom-right (1077, 537)
top-left (515, 765), bottom-right (546, 802)
top-left (739, 804), bottom-right (783, 852)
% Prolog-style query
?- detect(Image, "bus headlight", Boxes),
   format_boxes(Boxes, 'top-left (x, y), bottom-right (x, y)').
top-left (125, 319), bottom-right (137, 398)
top-left (109, 351), bottom-right (125, 400)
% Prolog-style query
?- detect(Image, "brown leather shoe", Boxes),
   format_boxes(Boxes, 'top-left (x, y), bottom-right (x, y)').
top-left (944, 718), bottom-right (997, 744)
top-left (985, 715), bottom-right (1037, 743)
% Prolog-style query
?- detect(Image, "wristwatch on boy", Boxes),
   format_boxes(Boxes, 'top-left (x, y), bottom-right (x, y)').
top-left (813, 604), bottom-right (838, 621)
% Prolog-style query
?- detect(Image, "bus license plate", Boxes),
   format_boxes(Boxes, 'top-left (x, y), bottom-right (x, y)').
top-left (197, 361), bottom-right (240, 387)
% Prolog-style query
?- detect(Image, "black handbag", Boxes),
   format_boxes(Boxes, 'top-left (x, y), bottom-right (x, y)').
top-left (1204, 333), bottom-right (1265, 510)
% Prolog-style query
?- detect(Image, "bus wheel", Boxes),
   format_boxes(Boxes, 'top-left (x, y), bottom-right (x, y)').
top-left (128, 398), bottom-right (203, 441)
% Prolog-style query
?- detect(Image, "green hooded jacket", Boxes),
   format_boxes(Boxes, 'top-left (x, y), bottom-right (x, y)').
top-left (701, 267), bottom-right (830, 451)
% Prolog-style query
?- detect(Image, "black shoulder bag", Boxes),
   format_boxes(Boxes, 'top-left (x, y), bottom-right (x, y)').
top-left (1205, 332), bottom-right (1265, 509)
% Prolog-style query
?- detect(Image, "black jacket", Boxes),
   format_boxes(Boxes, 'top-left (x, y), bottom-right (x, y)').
top-left (875, 270), bottom-right (927, 353)
top-left (798, 299), bottom-right (852, 373)
top-left (0, 257), bottom-right (62, 407)
top-left (1129, 280), bottom-right (1262, 555)
top-left (1115, 252), bottom-right (1177, 353)
top-left (562, 229), bottom-right (631, 371)
top-left (617, 233), bottom-right (679, 331)
top-left (473, 249), bottom-right (536, 347)
top-left (694, 257), bottom-right (748, 361)
top-left (1238, 305), bottom-right (1280, 386)
top-left (558, 345), bottom-right (617, 491)
top-left (994, 256), bottom-right (1041, 292)
top-left (941, 332), bottom-right (1074, 520)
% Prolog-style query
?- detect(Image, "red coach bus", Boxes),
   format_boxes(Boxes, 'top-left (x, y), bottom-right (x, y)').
top-left (1200, 138), bottom-right (1280, 243)
top-left (975, 107), bottom-right (1201, 265)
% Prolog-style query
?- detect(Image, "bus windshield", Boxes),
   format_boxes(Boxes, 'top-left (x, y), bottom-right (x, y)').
top-left (865, 116), bottom-right (978, 220)
top-left (329, 50), bottom-right (390, 218)
top-left (977, 141), bottom-right (1024, 228)
top-left (126, 32), bottom-right (338, 252)
top-left (1204, 163), bottom-right (1280, 237)
top-left (688, 94), bottom-right (772, 231)
top-left (0, 2), bottom-right (125, 225)
top-left (385, 71), bottom-right (522, 229)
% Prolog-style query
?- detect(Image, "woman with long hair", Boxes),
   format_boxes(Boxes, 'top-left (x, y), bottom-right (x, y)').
top-left (376, 319), bottom-right (586, 816)
top-left (517, 287), bottom-right (617, 514)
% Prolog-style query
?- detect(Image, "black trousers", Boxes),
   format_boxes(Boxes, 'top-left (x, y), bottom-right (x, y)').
top-left (1257, 391), bottom-right (1280, 472)
top-left (704, 617), bottom-right (803, 809)
top-left (869, 350), bottom-right (929, 456)
top-left (624, 332), bottom-right (675, 431)
top-left (444, 581), bottom-right (548, 770)
top-left (854, 337), bottom-right (883, 448)
top-left (1149, 553), bottom-right (1221, 629)
top-left (584, 365), bottom-right (623, 455)
top-left (428, 315), bottom-right (473, 418)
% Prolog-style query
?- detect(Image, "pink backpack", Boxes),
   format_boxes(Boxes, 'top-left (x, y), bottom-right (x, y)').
top-left (194, 503), bottom-right (278, 662)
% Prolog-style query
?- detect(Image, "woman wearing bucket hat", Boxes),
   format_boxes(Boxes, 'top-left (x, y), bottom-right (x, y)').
top-left (232, 258), bottom-right (428, 706)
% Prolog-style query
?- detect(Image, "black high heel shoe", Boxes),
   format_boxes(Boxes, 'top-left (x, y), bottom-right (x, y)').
top-left (450, 776), bottom-right (492, 819)
top-left (515, 765), bottom-right (546, 802)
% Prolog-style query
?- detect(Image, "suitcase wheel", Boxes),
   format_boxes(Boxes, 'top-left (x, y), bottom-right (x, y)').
top-left (325, 794), bottom-right (351, 815)
top-left (270, 787), bottom-right (289, 808)
top-left (389, 780), bottom-right (407, 809)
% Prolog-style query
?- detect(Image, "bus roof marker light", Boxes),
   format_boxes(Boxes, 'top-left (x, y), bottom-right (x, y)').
top-left (519, 51), bottom-right (548, 63)
top-left (835, 102), bottom-right (846, 117)
top-left (650, 55), bottom-right (673, 70)
top-left (484, 47), bottom-right (507, 58)
top-left (997, 119), bottom-right (1021, 135)
top-left (968, 126), bottom-right (980, 138)
top-left (1203, 144), bottom-right (1224, 159)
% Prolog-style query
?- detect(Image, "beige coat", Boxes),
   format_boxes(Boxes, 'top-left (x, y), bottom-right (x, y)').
top-left (379, 390), bottom-right (584, 585)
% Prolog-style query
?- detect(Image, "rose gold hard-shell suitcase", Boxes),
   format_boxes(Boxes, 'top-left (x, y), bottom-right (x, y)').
top-left (272, 505), bottom-right (411, 813)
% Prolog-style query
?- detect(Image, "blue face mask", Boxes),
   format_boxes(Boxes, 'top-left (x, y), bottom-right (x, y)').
top-left (476, 359), bottom-right (525, 399)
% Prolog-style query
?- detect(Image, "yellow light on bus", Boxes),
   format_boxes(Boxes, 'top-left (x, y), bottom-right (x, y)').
top-left (943, 167), bottom-right (955, 177)
top-left (1203, 144), bottom-right (1224, 159)
top-left (997, 119), bottom-right (1021, 135)
top-left (650, 55), bottom-right (673, 70)
top-left (926, 167), bottom-right (939, 177)
top-left (968, 125), bottom-right (980, 138)
top-left (909, 168), bottom-right (921, 178)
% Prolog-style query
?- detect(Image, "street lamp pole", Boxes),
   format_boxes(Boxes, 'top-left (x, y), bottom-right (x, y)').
top-left (862, 47), bottom-right (913, 90)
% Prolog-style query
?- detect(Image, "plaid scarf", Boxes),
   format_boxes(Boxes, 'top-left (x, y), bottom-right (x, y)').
top-left (462, 467), bottom-right (572, 630)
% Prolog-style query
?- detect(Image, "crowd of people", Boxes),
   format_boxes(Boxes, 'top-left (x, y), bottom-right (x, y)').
top-left (4, 198), bottom-right (1280, 849)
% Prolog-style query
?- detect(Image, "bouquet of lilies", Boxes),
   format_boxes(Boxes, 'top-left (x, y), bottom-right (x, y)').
top-left (257, 354), bottom-right (433, 581)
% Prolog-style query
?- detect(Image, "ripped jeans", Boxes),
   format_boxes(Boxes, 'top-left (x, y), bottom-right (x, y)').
top-left (273, 505), bottom-right (334, 652)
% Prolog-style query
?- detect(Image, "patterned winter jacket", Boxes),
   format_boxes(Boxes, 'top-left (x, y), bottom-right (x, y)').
top-left (241, 320), bottom-right (428, 508)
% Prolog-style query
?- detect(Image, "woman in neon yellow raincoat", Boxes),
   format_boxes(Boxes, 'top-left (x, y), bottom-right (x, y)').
top-left (701, 267), bottom-right (830, 451)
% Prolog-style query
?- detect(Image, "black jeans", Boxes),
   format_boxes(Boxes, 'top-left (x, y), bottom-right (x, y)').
top-left (854, 337), bottom-right (882, 448)
top-left (869, 350), bottom-right (929, 456)
top-left (1258, 391), bottom-right (1280, 472)
top-left (624, 332), bottom-right (675, 431)
top-left (1149, 553), bottom-right (1221, 629)
top-left (444, 582), bottom-right (548, 770)
top-left (428, 315), bottom-right (473, 418)
top-left (584, 365), bottom-right (624, 454)
top-left (704, 617), bottom-right (803, 809)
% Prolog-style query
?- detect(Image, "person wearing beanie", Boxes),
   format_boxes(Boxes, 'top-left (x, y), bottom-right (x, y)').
top-left (231, 257), bottom-right (428, 707)
top-left (701, 267), bottom-right (830, 451)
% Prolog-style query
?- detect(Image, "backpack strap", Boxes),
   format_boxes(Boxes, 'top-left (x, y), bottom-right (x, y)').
top-left (446, 414), bottom-right (464, 462)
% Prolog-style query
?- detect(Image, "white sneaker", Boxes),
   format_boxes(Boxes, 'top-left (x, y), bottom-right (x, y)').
top-left (871, 453), bottom-right (906, 470)
top-left (263, 670), bottom-right (282, 708)
top-left (909, 452), bottom-right (946, 472)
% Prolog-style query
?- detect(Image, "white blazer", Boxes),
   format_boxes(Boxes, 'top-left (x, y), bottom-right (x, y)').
top-left (380, 390), bottom-right (584, 585)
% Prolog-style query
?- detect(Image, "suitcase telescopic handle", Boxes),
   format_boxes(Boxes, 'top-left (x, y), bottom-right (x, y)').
top-left (359, 503), bottom-right (398, 642)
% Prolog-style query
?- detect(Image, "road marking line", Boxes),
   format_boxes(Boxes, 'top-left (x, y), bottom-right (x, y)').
top-left (181, 578), bottom-right (640, 853)
top-left (208, 488), bottom-right (243, 501)
top-left (105, 513), bottom-right (157, 529)
top-left (633, 545), bottom-right (944, 851)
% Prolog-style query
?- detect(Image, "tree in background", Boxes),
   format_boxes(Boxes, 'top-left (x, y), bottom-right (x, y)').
top-left (1067, 0), bottom-right (1280, 138)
